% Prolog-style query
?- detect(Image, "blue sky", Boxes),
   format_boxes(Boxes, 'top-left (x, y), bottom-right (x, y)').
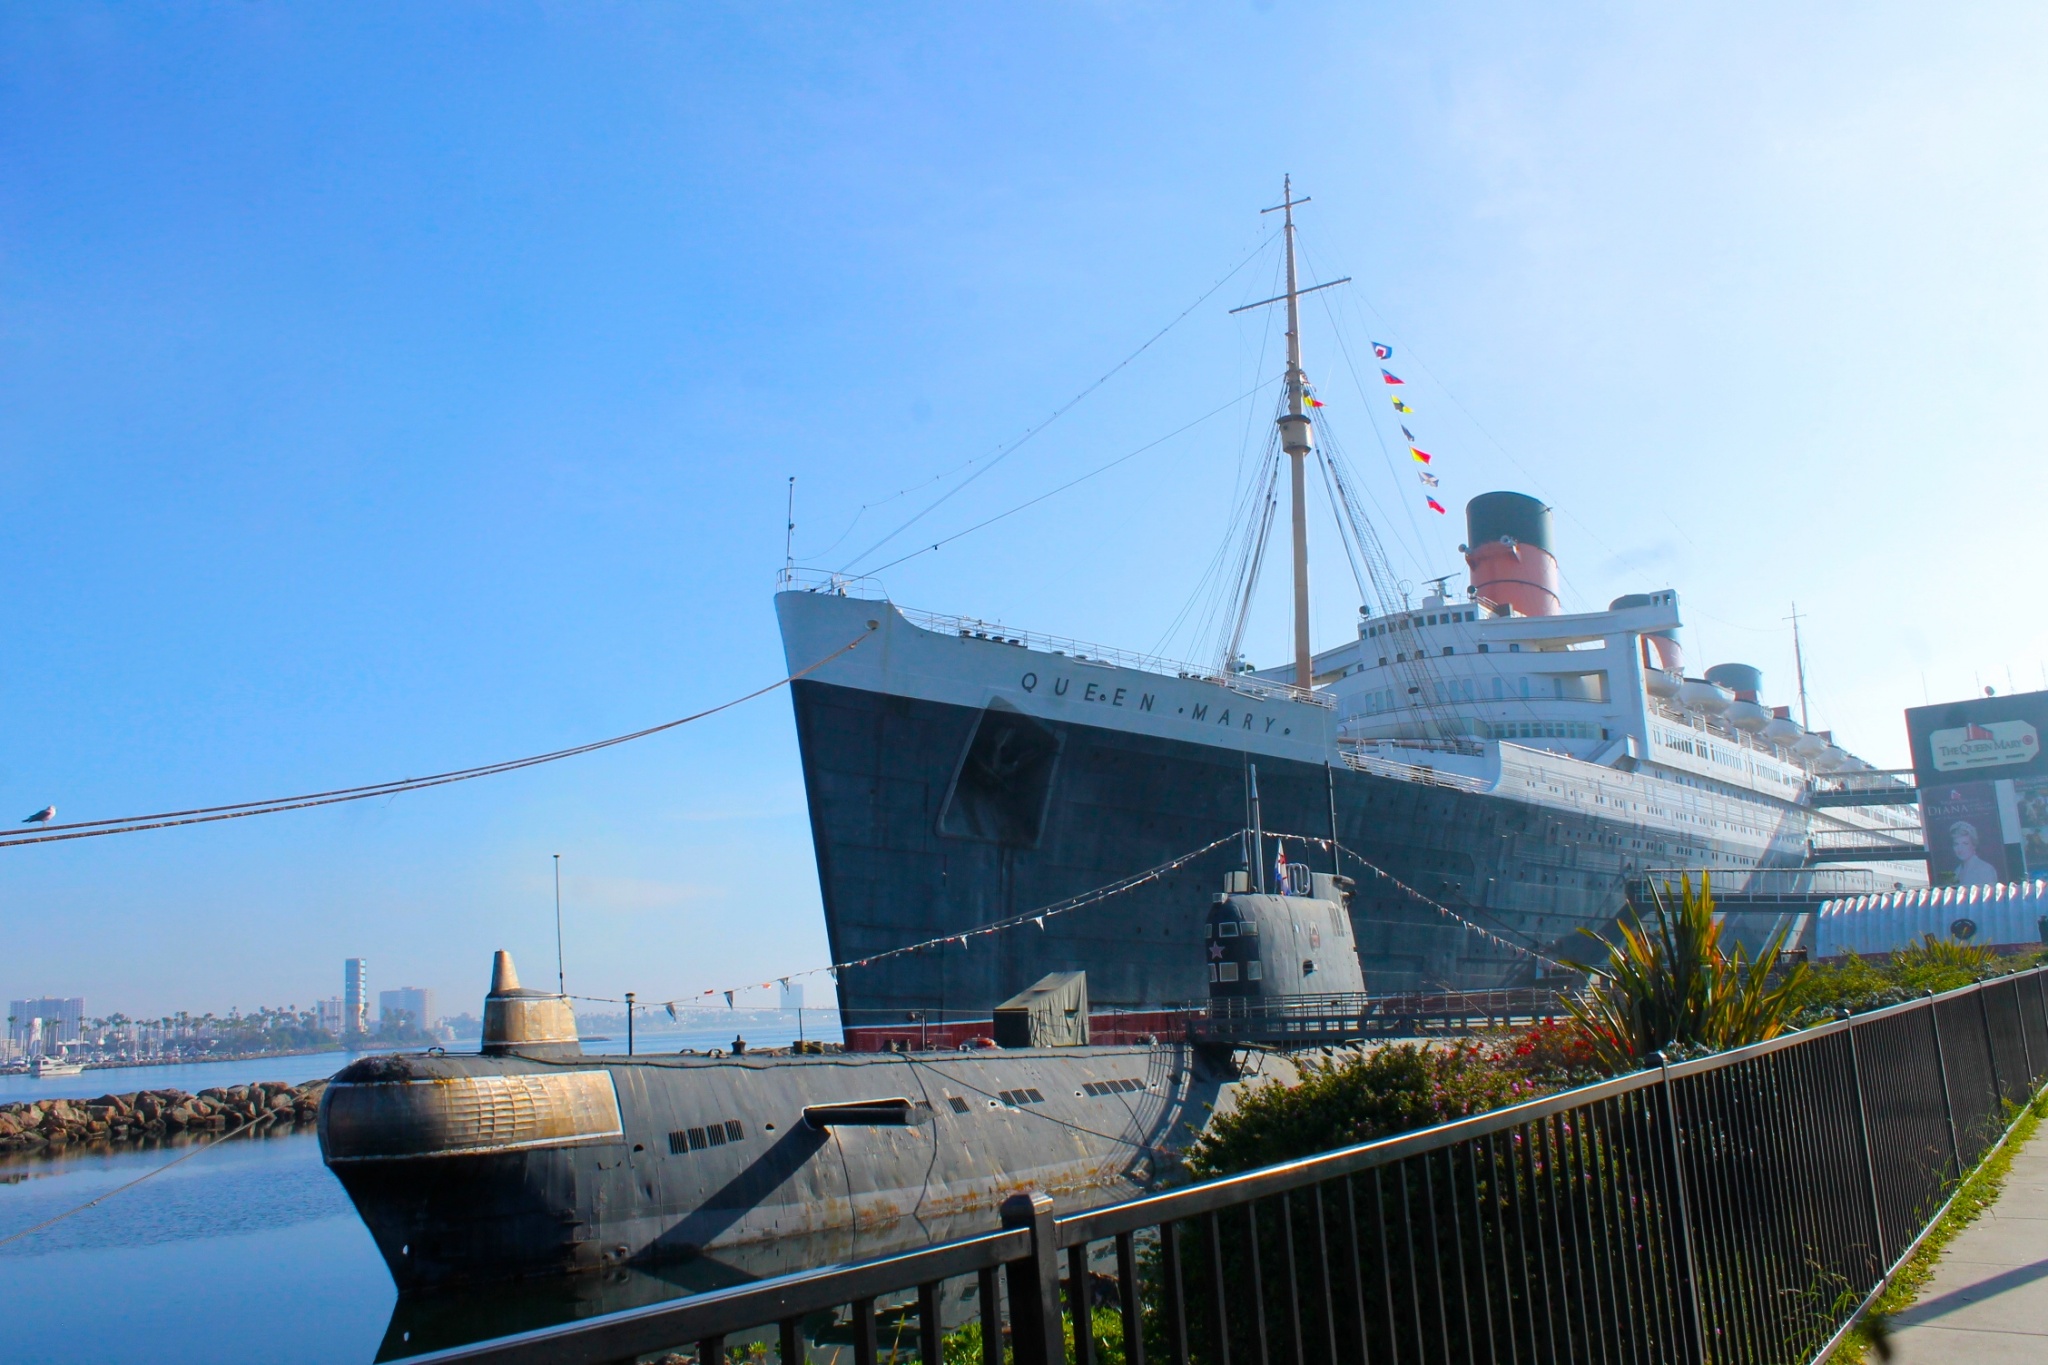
top-left (5, 3), bottom-right (2045, 1018)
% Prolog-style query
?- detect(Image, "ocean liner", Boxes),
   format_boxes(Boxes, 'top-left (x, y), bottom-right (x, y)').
top-left (777, 186), bottom-right (1922, 1032)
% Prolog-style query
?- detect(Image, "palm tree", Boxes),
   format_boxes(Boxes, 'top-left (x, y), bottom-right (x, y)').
top-left (1562, 875), bottom-right (1809, 1072)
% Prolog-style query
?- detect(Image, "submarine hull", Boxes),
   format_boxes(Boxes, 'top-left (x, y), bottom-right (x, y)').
top-left (320, 1043), bottom-right (1292, 1290)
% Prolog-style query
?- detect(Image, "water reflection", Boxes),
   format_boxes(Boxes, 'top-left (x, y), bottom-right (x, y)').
top-left (0, 1118), bottom-right (1127, 1364)
top-left (378, 1185), bottom-right (1143, 1361)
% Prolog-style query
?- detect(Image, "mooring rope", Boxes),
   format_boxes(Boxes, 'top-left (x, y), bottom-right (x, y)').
top-left (0, 1110), bottom-right (275, 1249)
top-left (0, 626), bottom-right (877, 850)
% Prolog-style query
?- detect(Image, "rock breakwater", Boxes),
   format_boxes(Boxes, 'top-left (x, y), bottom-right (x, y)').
top-left (0, 1079), bottom-right (328, 1154)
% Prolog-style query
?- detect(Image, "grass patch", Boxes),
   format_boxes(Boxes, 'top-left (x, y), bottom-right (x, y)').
top-left (1829, 1092), bottom-right (2048, 1363)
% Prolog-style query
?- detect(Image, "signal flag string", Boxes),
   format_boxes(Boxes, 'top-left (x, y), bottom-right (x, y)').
top-left (571, 831), bottom-right (1252, 1013)
top-left (1300, 834), bottom-right (1568, 972)
top-left (594, 826), bottom-right (1574, 1016)
top-left (0, 625), bottom-right (881, 851)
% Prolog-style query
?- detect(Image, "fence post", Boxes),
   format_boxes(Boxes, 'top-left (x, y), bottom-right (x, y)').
top-left (1928, 991), bottom-right (1962, 1181)
top-left (1652, 1053), bottom-right (1709, 1365)
top-left (2015, 980), bottom-right (2035, 1085)
top-left (2038, 967), bottom-right (2048, 1087)
top-left (1842, 1011), bottom-right (1889, 1267)
top-left (1002, 1191), bottom-right (1065, 1365)
top-left (1978, 985), bottom-right (2005, 1106)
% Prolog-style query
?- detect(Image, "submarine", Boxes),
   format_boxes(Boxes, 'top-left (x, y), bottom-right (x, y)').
top-left (320, 867), bottom-right (1361, 1290)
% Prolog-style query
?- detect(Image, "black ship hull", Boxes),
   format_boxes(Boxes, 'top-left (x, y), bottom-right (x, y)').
top-left (791, 678), bottom-right (1793, 1025)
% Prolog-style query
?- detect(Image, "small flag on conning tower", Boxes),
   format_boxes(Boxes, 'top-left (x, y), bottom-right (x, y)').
top-left (1411, 447), bottom-right (1433, 464)
top-left (1426, 497), bottom-right (1447, 514)
top-left (1381, 368), bottom-right (1404, 385)
top-left (1373, 341), bottom-right (1393, 359)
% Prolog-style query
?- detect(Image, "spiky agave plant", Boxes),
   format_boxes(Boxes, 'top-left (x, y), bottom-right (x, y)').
top-left (1561, 875), bottom-right (1810, 1073)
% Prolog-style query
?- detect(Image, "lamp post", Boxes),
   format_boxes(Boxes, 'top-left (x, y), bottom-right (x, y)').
top-left (625, 992), bottom-right (635, 1057)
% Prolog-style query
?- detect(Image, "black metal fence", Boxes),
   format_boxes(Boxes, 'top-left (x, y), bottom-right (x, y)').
top-left (406, 967), bottom-right (2048, 1365)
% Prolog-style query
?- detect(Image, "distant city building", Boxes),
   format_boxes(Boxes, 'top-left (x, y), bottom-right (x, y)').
top-left (7, 997), bottom-right (85, 1048)
top-left (378, 987), bottom-right (434, 1034)
top-left (779, 981), bottom-right (805, 1012)
top-left (315, 998), bottom-right (344, 1036)
top-left (343, 959), bottom-right (368, 1035)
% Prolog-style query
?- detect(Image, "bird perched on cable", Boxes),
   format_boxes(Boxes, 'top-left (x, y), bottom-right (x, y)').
top-left (22, 806), bottom-right (55, 825)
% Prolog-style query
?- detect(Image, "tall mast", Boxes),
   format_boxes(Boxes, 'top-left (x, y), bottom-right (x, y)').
top-left (1275, 177), bottom-right (1315, 689)
top-left (1232, 178), bottom-right (1349, 692)
top-left (1787, 602), bottom-right (1811, 730)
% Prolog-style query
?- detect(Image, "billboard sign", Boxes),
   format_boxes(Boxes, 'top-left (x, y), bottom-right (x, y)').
top-left (1924, 719), bottom-right (2039, 773)
top-left (1920, 781), bottom-right (2014, 887)
top-left (1908, 690), bottom-right (2048, 784)
top-left (1906, 691), bottom-right (2048, 884)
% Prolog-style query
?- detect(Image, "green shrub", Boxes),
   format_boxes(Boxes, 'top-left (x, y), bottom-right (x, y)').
top-left (1792, 937), bottom-right (2034, 1023)
top-left (1182, 1041), bottom-right (1524, 1179)
top-left (1562, 875), bottom-right (1807, 1071)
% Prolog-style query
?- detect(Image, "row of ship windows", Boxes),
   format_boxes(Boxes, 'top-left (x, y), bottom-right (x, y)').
top-left (1363, 609), bottom-right (1479, 637)
top-left (1357, 676), bottom-right (1606, 711)
top-left (1209, 961), bottom-right (1264, 983)
top-left (1371, 643), bottom-right (1520, 666)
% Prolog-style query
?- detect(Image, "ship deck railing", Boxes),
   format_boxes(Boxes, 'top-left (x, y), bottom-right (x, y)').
top-left (776, 567), bottom-right (1332, 709)
top-left (1335, 744), bottom-right (1492, 792)
top-left (398, 966), bottom-right (2048, 1365)
top-left (1183, 988), bottom-right (1571, 1043)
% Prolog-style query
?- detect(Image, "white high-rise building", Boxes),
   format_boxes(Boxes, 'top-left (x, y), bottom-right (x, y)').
top-left (8, 997), bottom-right (84, 1047)
top-left (343, 959), bottom-right (369, 1035)
top-left (378, 986), bottom-right (434, 1033)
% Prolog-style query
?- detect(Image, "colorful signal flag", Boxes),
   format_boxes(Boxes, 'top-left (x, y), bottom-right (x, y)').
top-left (1426, 497), bottom-right (1447, 514)
top-left (1391, 396), bottom-right (1412, 413)
top-left (1410, 447), bottom-right (1432, 464)
top-left (1373, 342), bottom-right (1393, 360)
top-left (1418, 470), bottom-right (1439, 487)
top-left (1305, 394), bottom-right (1325, 408)
top-left (1401, 425), bottom-right (1415, 442)
top-left (1381, 369), bottom-right (1404, 385)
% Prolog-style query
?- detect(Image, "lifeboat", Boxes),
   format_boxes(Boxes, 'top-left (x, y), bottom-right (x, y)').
top-left (1793, 731), bottom-right (1828, 760)
top-left (1760, 719), bottom-right (1802, 749)
top-left (1816, 744), bottom-right (1849, 771)
top-left (1678, 678), bottom-right (1733, 714)
top-left (1645, 668), bottom-right (1681, 699)
top-left (1725, 700), bottom-right (1770, 733)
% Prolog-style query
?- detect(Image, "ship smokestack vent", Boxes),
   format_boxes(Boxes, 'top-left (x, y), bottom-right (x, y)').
top-left (1463, 492), bottom-right (1562, 617)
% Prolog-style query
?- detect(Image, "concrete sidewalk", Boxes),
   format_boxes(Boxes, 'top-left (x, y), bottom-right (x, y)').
top-left (1888, 1122), bottom-right (2048, 1362)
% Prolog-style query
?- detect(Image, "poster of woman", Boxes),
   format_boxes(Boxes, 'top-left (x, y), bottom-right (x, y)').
top-left (1921, 781), bottom-right (2011, 887)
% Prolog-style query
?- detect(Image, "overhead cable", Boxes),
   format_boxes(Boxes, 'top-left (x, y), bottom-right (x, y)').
top-left (0, 627), bottom-right (879, 851)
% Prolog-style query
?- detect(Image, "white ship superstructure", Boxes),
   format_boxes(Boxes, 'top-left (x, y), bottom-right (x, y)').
top-left (774, 185), bottom-right (1920, 1025)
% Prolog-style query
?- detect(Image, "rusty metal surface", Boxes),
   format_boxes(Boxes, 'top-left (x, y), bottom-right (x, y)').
top-left (321, 1043), bottom-right (1296, 1289)
top-left (322, 1070), bottom-right (624, 1161)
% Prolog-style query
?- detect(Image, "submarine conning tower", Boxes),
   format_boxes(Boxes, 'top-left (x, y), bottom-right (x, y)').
top-left (1462, 491), bottom-right (1561, 617)
top-left (481, 950), bottom-right (582, 1058)
top-left (1206, 870), bottom-right (1364, 1000)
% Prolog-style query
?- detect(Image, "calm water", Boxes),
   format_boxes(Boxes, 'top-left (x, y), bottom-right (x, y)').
top-left (0, 1018), bottom-right (852, 1362)
top-left (0, 1130), bottom-right (393, 1364)
top-left (0, 1052), bottom-right (354, 1104)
